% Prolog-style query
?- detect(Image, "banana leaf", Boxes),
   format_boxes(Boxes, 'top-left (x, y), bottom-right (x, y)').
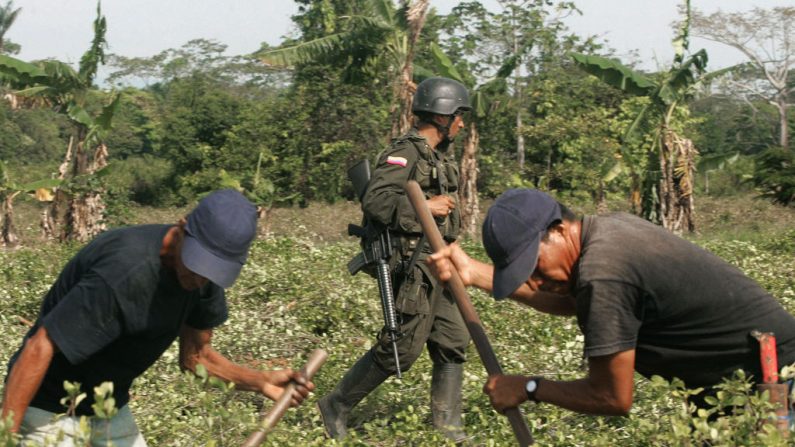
top-left (0, 55), bottom-right (48, 85)
top-left (20, 179), bottom-right (62, 192)
top-left (570, 52), bottom-right (656, 97)
top-left (429, 42), bottom-right (464, 83)
top-left (697, 152), bottom-right (739, 173)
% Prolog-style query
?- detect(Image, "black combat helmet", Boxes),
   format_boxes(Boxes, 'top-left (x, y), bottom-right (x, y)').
top-left (412, 77), bottom-right (471, 116)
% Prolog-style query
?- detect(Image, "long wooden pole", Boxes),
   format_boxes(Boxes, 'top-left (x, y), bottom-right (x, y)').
top-left (242, 349), bottom-right (328, 447)
top-left (405, 180), bottom-right (534, 446)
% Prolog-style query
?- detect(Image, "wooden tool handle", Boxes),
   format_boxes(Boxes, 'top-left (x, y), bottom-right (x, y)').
top-left (405, 181), bottom-right (533, 446)
top-left (242, 349), bottom-right (328, 447)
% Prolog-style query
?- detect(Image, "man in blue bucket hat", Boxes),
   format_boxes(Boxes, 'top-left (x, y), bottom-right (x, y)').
top-left (2, 189), bottom-right (314, 445)
top-left (427, 188), bottom-right (795, 417)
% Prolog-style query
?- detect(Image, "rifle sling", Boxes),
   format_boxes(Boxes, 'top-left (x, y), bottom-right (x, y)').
top-left (403, 234), bottom-right (427, 280)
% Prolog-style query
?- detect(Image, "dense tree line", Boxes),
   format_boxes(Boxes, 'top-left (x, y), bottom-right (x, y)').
top-left (0, 0), bottom-right (792, 241)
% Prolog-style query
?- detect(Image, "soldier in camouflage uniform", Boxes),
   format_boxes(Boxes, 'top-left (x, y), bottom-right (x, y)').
top-left (318, 77), bottom-right (472, 442)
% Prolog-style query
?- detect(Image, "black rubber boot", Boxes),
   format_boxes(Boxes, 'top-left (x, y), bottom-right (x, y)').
top-left (431, 362), bottom-right (467, 443)
top-left (317, 350), bottom-right (390, 439)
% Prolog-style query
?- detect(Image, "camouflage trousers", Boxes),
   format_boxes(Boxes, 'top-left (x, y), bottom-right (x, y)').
top-left (371, 262), bottom-right (470, 373)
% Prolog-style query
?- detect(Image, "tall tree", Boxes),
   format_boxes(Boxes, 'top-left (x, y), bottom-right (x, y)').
top-left (428, 41), bottom-right (516, 236)
top-left (572, 1), bottom-right (728, 233)
top-left (691, 6), bottom-right (794, 150)
top-left (258, 0), bottom-right (431, 139)
top-left (489, 0), bottom-right (577, 169)
top-left (0, 3), bottom-right (119, 241)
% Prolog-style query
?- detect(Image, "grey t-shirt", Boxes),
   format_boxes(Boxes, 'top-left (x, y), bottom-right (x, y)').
top-left (574, 213), bottom-right (795, 388)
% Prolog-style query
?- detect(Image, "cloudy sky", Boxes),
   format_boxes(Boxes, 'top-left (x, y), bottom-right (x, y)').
top-left (7, 0), bottom-right (791, 77)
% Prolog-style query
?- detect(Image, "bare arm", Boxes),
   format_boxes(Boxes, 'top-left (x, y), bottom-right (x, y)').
top-left (426, 243), bottom-right (576, 316)
top-left (1, 327), bottom-right (56, 432)
top-left (483, 349), bottom-right (636, 416)
top-left (178, 325), bottom-right (313, 406)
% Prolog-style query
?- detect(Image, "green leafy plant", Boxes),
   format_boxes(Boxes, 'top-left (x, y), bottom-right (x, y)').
top-left (0, 200), bottom-right (793, 445)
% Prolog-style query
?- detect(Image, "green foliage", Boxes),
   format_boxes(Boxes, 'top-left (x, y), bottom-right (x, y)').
top-left (0, 3), bottom-right (116, 152)
top-left (691, 96), bottom-right (778, 157)
top-left (521, 69), bottom-right (628, 198)
top-left (0, 103), bottom-right (70, 163)
top-left (0, 0), bottom-right (22, 56)
top-left (570, 53), bottom-right (656, 97)
top-left (754, 146), bottom-right (795, 206)
top-left (0, 213), bottom-right (793, 445)
top-left (262, 0), bottom-right (405, 84)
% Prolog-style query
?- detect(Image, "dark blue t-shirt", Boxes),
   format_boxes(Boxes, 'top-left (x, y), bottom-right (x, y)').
top-left (6, 225), bottom-right (227, 415)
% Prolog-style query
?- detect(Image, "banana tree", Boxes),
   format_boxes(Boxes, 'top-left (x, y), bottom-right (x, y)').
top-left (0, 2), bottom-right (119, 242)
top-left (571, 1), bottom-right (733, 233)
top-left (0, 161), bottom-right (61, 247)
top-left (429, 42), bottom-right (517, 237)
top-left (257, 0), bottom-right (430, 139)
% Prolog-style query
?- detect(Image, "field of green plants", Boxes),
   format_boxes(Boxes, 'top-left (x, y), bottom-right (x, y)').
top-left (1, 195), bottom-right (794, 446)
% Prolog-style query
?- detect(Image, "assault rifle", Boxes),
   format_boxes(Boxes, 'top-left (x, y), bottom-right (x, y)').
top-left (346, 159), bottom-right (403, 378)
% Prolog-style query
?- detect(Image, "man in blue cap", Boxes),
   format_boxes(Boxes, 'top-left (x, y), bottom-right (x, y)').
top-left (427, 188), bottom-right (795, 416)
top-left (1, 189), bottom-right (314, 445)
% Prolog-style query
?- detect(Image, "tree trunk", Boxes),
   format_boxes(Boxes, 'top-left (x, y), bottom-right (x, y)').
top-left (630, 173), bottom-right (642, 215)
top-left (594, 180), bottom-right (608, 214)
top-left (510, 7), bottom-right (524, 170)
top-left (775, 97), bottom-right (789, 149)
top-left (42, 136), bottom-right (74, 240)
top-left (63, 143), bottom-right (108, 242)
top-left (2, 191), bottom-right (20, 248)
top-left (44, 131), bottom-right (108, 243)
top-left (390, 0), bottom-right (429, 139)
top-left (516, 107), bottom-right (525, 169)
top-left (459, 122), bottom-right (480, 238)
top-left (658, 132), bottom-right (672, 231)
top-left (659, 129), bottom-right (697, 234)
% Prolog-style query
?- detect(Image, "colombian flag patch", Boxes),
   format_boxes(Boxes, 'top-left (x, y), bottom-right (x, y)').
top-left (386, 156), bottom-right (408, 167)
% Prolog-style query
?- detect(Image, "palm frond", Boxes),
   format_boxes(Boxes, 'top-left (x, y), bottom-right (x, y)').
top-left (258, 32), bottom-right (351, 66)
top-left (372, 0), bottom-right (397, 26)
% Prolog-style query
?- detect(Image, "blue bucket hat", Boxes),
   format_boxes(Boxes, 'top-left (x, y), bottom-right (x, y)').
top-left (182, 189), bottom-right (257, 289)
top-left (482, 189), bottom-right (561, 299)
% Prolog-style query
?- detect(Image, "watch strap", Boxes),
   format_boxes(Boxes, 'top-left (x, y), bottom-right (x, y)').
top-left (526, 376), bottom-right (543, 403)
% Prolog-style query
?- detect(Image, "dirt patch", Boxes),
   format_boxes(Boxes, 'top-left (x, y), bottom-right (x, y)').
top-left (262, 201), bottom-right (362, 243)
top-left (5, 193), bottom-right (792, 249)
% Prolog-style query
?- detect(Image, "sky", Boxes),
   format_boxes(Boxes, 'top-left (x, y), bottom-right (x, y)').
top-left (7, 0), bottom-right (792, 78)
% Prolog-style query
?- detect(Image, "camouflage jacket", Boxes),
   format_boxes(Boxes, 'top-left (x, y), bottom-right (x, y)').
top-left (362, 128), bottom-right (460, 243)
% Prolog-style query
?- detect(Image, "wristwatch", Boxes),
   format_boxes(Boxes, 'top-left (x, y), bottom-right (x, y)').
top-left (525, 377), bottom-right (543, 402)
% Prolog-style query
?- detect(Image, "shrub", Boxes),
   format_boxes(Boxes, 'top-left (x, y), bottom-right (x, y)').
top-left (754, 146), bottom-right (795, 206)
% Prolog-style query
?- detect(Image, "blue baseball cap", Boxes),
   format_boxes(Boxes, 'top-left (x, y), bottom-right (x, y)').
top-left (182, 189), bottom-right (258, 289)
top-left (482, 189), bottom-right (562, 299)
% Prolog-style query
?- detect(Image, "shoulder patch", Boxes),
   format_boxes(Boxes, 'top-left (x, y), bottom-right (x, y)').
top-left (386, 156), bottom-right (408, 167)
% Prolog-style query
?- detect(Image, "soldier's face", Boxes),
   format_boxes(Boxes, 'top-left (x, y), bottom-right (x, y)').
top-left (448, 113), bottom-right (465, 139)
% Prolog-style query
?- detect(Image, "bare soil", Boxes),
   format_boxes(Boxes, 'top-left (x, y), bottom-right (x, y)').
top-left (4, 192), bottom-right (793, 249)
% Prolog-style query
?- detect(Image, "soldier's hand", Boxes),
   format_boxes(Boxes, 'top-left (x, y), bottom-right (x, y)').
top-left (426, 243), bottom-right (473, 286)
top-left (483, 374), bottom-right (529, 414)
top-left (427, 195), bottom-right (456, 217)
top-left (261, 369), bottom-right (315, 407)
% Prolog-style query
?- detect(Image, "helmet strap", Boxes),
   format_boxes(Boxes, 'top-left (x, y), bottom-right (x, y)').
top-left (429, 114), bottom-right (457, 151)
